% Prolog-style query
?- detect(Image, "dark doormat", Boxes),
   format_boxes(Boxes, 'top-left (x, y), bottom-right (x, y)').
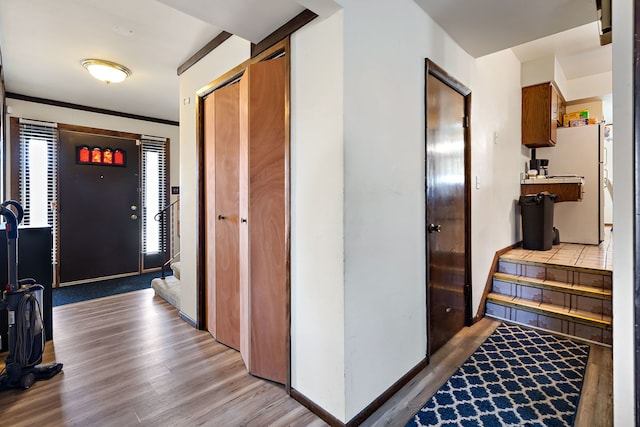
top-left (53, 270), bottom-right (167, 306)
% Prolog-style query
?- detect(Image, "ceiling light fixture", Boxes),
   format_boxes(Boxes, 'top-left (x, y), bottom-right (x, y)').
top-left (81, 59), bottom-right (131, 84)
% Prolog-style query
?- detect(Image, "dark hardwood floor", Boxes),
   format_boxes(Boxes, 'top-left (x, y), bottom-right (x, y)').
top-left (0, 290), bottom-right (612, 426)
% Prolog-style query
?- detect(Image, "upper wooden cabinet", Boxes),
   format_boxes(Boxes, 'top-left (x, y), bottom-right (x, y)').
top-left (522, 82), bottom-right (565, 148)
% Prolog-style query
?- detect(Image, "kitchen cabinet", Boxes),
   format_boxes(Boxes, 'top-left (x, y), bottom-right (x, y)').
top-left (520, 177), bottom-right (583, 202)
top-left (522, 82), bottom-right (565, 148)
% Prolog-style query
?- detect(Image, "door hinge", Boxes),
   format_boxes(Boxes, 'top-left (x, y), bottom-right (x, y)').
top-left (463, 116), bottom-right (470, 128)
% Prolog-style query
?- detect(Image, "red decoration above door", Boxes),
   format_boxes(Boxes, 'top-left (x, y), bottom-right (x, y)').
top-left (76, 145), bottom-right (126, 167)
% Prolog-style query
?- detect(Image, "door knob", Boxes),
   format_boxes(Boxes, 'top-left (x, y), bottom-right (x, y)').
top-left (241, 218), bottom-right (247, 223)
top-left (130, 214), bottom-right (138, 220)
top-left (218, 215), bottom-right (225, 220)
top-left (428, 223), bottom-right (442, 233)
top-left (130, 205), bottom-right (137, 211)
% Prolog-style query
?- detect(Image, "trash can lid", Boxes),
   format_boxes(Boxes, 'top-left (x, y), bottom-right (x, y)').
top-left (519, 192), bottom-right (557, 205)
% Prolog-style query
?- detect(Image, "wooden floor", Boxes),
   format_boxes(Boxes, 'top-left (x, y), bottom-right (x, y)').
top-left (0, 292), bottom-right (611, 426)
top-left (0, 290), bottom-right (326, 427)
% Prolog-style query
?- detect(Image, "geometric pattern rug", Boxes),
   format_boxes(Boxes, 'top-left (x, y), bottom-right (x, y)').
top-left (405, 323), bottom-right (590, 427)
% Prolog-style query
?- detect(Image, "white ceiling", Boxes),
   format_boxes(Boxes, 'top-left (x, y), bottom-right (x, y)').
top-left (0, 0), bottom-right (612, 124)
top-left (0, 0), bottom-right (305, 123)
top-left (156, 0), bottom-right (305, 43)
top-left (414, 0), bottom-right (599, 58)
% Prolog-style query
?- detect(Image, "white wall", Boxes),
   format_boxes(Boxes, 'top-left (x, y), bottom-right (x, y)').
top-left (339, 0), bottom-right (476, 419)
top-left (290, 10), bottom-right (346, 419)
top-left (177, 36), bottom-right (250, 321)
top-left (521, 56), bottom-right (555, 87)
top-left (612, 0), bottom-right (635, 423)
top-left (471, 49), bottom-right (528, 317)
top-left (5, 99), bottom-right (180, 197)
top-left (553, 57), bottom-right (568, 97)
top-left (565, 71), bottom-right (613, 101)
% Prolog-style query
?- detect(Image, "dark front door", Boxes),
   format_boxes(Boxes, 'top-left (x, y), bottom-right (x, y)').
top-left (58, 130), bottom-right (140, 284)
top-left (425, 61), bottom-right (470, 355)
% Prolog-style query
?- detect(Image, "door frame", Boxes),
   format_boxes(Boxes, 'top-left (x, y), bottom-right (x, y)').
top-left (9, 119), bottom-right (171, 285)
top-left (424, 59), bottom-right (472, 357)
top-left (195, 38), bottom-right (291, 388)
top-left (634, 0), bottom-right (640, 421)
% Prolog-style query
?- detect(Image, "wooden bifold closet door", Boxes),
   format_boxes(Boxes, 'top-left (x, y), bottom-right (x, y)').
top-left (204, 55), bottom-right (288, 385)
top-left (204, 83), bottom-right (241, 351)
top-left (239, 56), bottom-right (288, 385)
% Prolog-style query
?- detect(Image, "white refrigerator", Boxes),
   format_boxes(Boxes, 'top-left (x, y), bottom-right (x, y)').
top-left (536, 124), bottom-right (604, 244)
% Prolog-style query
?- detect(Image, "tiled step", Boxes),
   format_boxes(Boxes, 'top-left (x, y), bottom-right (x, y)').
top-left (497, 257), bottom-right (612, 291)
top-left (493, 272), bottom-right (612, 301)
top-left (487, 258), bottom-right (612, 345)
top-left (487, 293), bottom-right (611, 329)
top-left (486, 293), bottom-right (612, 345)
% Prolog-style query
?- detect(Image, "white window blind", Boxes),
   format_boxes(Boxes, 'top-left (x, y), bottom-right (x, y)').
top-left (141, 137), bottom-right (167, 255)
top-left (18, 119), bottom-right (58, 261)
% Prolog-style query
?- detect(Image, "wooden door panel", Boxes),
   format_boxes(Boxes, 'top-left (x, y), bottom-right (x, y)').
top-left (238, 69), bottom-right (250, 369)
top-left (239, 57), bottom-right (287, 384)
top-left (204, 93), bottom-right (218, 339)
top-left (426, 73), bottom-right (467, 355)
top-left (58, 131), bottom-right (140, 283)
top-left (214, 83), bottom-right (240, 351)
top-left (204, 84), bottom-right (241, 351)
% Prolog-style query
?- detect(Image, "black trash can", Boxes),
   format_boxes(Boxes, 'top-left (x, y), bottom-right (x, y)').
top-left (519, 193), bottom-right (556, 250)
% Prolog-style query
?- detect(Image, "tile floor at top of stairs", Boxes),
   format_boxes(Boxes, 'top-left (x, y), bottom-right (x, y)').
top-left (497, 237), bottom-right (612, 290)
top-left (499, 227), bottom-right (613, 273)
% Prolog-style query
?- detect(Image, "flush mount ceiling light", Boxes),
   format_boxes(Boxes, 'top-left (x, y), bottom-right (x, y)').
top-left (81, 59), bottom-right (131, 84)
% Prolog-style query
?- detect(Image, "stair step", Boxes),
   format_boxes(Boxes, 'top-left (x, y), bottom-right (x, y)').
top-left (151, 275), bottom-right (181, 309)
top-left (497, 257), bottom-right (612, 290)
top-left (487, 292), bottom-right (611, 330)
top-left (493, 272), bottom-right (611, 300)
top-left (498, 256), bottom-right (612, 276)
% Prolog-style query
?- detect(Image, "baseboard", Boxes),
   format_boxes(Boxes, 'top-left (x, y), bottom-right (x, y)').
top-left (473, 242), bottom-right (522, 323)
top-left (179, 311), bottom-right (197, 328)
top-left (346, 358), bottom-right (428, 426)
top-left (291, 357), bottom-right (429, 426)
top-left (290, 389), bottom-right (344, 427)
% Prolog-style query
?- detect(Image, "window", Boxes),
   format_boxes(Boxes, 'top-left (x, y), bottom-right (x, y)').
top-left (17, 119), bottom-right (58, 260)
top-left (141, 137), bottom-right (167, 268)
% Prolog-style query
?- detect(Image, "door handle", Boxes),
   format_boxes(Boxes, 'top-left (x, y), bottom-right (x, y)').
top-left (241, 218), bottom-right (247, 223)
top-left (130, 214), bottom-right (138, 220)
top-left (428, 223), bottom-right (441, 233)
top-left (217, 215), bottom-right (225, 220)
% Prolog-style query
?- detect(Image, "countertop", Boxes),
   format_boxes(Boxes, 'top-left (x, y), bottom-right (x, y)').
top-left (520, 176), bottom-right (584, 184)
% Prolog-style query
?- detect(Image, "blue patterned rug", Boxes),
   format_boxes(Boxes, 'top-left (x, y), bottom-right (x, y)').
top-left (406, 323), bottom-right (590, 427)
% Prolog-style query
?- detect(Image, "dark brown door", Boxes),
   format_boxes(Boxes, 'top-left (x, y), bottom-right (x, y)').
top-left (426, 61), bottom-right (470, 355)
top-left (204, 83), bottom-right (241, 351)
top-left (58, 130), bottom-right (140, 283)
